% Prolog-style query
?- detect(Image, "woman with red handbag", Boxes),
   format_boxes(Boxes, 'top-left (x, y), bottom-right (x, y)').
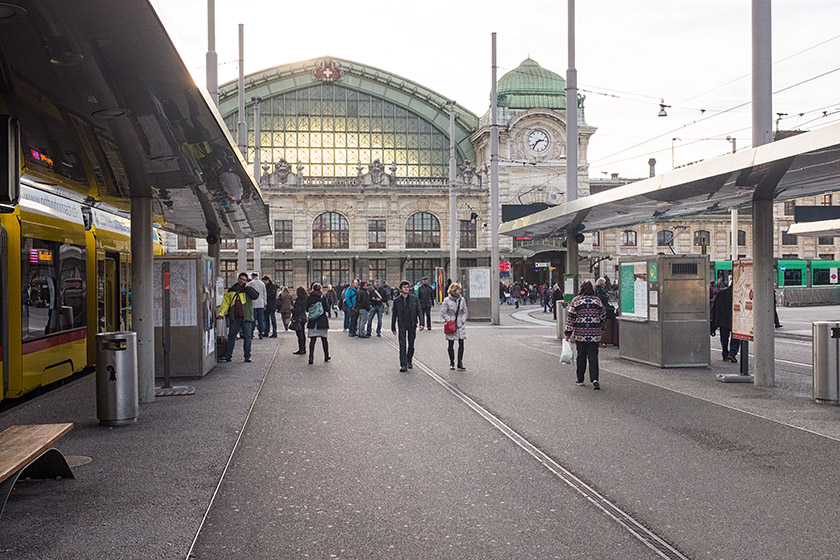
top-left (441, 282), bottom-right (468, 370)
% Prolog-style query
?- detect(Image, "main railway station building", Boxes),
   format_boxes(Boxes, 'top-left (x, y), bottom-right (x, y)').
top-left (167, 56), bottom-right (596, 287)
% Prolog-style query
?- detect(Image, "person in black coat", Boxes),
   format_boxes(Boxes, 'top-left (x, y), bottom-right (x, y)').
top-left (551, 283), bottom-right (564, 319)
top-left (417, 276), bottom-right (436, 329)
top-left (306, 283), bottom-right (330, 364)
top-left (711, 285), bottom-right (740, 363)
top-left (291, 287), bottom-right (309, 355)
top-left (391, 280), bottom-right (424, 372)
top-left (262, 276), bottom-right (279, 337)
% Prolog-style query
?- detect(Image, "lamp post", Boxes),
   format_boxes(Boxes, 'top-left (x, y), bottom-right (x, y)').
top-left (448, 100), bottom-right (458, 286)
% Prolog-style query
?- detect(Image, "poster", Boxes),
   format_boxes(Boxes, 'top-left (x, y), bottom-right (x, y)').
top-left (154, 259), bottom-right (197, 327)
top-left (620, 262), bottom-right (648, 319)
top-left (732, 260), bottom-right (754, 341)
top-left (469, 268), bottom-right (491, 298)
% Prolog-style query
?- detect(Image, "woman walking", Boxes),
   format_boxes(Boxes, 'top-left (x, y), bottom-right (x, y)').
top-left (306, 282), bottom-right (331, 364)
top-left (291, 287), bottom-right (308, 355)
top-left (440, 282), bottom-right (468, 370)
top-left (278, 286), bottom-right (294, 331)
top-left (564, 281), bottom-right (606, 389)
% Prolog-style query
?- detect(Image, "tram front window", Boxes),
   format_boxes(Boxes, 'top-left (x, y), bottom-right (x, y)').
top-left (22, 238), bottom-right (86, 339)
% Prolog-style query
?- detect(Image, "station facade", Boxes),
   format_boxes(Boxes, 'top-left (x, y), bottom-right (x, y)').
top-left (166, 56), bottom-right (837, 288)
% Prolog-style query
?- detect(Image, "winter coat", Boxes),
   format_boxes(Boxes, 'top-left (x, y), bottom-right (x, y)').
top-left (306, 292), bottom-right (330, 330)
top-left (418, 283), bottom-right (435, 308)
top-left (248, 278), bottom-right (267, 308)
top-left (440, 295), bottom-right (468, 340)
top-left (711, 286), bottom-right (733, 331)
top-left (356, 288), bottom-right (371, 310)
top-left (291, 296), bottom-right (308, 330)
top-left (391, 294), bottom-right (421, 331)
top-left (564, 294), bottom-right (606, 343)
top-left (219, 284), bottom-right (259, 322)
top-left (264, 282), bottom-right (278, 313)
top-left (278, 291), bottom-right (294, 314)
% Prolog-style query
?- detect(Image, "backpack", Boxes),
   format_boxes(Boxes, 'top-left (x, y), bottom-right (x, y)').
top-left (307, 301), bottom-right (324, 321)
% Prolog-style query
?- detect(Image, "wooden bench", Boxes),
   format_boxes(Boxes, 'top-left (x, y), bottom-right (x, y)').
top-left (0, 423), bottom-right (74, 520)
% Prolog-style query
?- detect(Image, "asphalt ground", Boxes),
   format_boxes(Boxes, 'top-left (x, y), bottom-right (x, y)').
top-left (2, 305), bottom-right (840, 559)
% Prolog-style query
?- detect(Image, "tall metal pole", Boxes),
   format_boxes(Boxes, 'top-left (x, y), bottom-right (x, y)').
top-left (490, 33), bottom-right (501, 325)
top-left (565, 0), bottom-right (579, 284)
top-left (729, 137), bottom-right (738, 264)
top-left (205, 0), bottom-right (220, 276)
top-left (752, 0), bottom-right (774, 387)
top-left (236, 23), bottom-right (247, 273)
top-left (253, 97), bottom-right (262, 275)
top-left (448, 100), bottom-right (458, 285)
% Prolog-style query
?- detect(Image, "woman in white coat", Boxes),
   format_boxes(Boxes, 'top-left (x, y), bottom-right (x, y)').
top-left (441, 282), bottom-right (468, 370)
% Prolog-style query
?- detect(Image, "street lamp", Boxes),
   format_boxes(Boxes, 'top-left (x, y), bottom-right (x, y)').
top-left (725, 135), bottom-right (736, 154)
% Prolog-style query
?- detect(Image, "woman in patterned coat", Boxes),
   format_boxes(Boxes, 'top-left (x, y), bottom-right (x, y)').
top-left (564, 281), bottom-right (606, 389)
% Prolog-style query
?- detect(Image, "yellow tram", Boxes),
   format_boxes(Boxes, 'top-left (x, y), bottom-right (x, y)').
top-left (1, 181), bottom-right (164, 401)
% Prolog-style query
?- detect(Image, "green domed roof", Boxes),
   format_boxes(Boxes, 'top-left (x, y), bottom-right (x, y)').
top-left (496, 58), bottom-right (566, 109)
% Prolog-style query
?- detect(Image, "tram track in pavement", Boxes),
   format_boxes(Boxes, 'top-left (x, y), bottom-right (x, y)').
top-left (383, 334), bottom-right (689, 560)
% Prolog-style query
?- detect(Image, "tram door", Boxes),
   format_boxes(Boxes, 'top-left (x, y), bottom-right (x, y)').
top-left (98, 252), bottom-right (122, 333)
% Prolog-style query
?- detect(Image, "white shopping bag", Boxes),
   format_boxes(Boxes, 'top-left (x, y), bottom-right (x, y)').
top-left (560, 339), bottom-right (574, 365)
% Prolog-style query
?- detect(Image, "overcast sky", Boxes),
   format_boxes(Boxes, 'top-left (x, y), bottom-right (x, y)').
top-left (152, 0), bottom-right (840, 180)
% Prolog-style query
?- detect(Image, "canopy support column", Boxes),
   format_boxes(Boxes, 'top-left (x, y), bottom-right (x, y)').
top-left (131, 197), bottom-right (155, 403)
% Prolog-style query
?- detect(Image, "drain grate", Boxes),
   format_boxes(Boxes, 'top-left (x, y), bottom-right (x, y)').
top-left (65, 455), bottom-right (93, 468)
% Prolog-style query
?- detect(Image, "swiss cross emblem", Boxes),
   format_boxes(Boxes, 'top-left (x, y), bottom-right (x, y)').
top-left (313, 65), bottom-right (341, 82)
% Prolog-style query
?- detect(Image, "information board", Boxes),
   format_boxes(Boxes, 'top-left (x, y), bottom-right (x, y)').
top-left (620, 261), bottom-right (648, 319)
top-left (468, 268), bottom-right (491, 298)
top-left (732, 260), bottom-right (754, 341)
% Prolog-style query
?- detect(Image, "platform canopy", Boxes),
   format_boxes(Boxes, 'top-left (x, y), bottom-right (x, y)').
top-left (499, 122), bottom-right (840, 239)
top-left (788, 219), bottom-right (840, 237)
top-left (0, 0), bottom-right (271, 239)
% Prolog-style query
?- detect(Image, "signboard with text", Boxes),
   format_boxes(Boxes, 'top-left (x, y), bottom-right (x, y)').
top-left (732, 260), bottom-right (754, 341)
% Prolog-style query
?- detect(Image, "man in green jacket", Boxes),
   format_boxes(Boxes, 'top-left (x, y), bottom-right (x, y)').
top-left (217, 272), bottom-right (259, 362)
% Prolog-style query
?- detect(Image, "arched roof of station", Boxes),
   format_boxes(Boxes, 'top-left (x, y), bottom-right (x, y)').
top-left (219, 56), bottom-right (479, 164)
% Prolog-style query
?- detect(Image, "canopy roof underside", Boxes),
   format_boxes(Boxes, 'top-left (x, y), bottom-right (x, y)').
top-left (0, 0), bottom-right (271, 238)
top-left (500, 123), bottom-right (840, 239)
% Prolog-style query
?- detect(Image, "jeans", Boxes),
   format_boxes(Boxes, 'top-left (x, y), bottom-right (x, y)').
top-left (397, 327), bottom-right (417, 368)
top-left (421, 306), bottom-right (432, 329)
top-left (347, 308), bottom-right (359, 336)
top-left (367, 305), bottom-right (383, 335)
top-left (357, 308), bottom-right (370, 336)
top-left (343, 306), bottom-right (351, 331)
top-left (267, 310), bottom-right (277, 335)
top-left (575, 341), bottom-right (600, 383)
top-left (281, 312), bottom-right (291, 330)
top-left (225, 318), bottom-right (253, 360)
top-left (252, 308), bottom-right (266, 337)
top-left (295, 328), bottom-right (306, 352)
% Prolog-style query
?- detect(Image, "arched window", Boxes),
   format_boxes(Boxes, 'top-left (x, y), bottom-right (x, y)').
top-left (406, 212), bottom-right (440, 248)
top-left (693, 230), bottom-right (710, 247)
top-left (657, 230), bottom-right (674, 246)
top-left (312, 212), bottom-right (349, 249)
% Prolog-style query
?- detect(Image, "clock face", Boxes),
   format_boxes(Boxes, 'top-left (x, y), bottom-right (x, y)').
top-left (528, 130), bottom-right (549, 153)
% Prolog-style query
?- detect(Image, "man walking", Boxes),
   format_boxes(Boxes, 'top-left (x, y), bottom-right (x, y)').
top-left (217, 272), bottom-right (259, 363)
top-left (278, 286), bottom-right (293, 331)
top-left (356, 281), bottom-right (371, 338)
top-left (366, 280), bottom-right (386, 337)
top-left (249, 273), bottom-right (267, 338)
top-left (392, 280), bottom-right (424, 372)
top-left (417, 276), bottom-right (435, 330)
top-left (262, 276), bottom-right (278, 337)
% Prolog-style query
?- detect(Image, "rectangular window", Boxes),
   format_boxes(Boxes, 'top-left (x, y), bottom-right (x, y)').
top-left (783, 200), bottom-right (795, 216)
top-left (818, 236), bottom-right (835, 246)
top-left (368, 220), bottom-right (386, 249)
top-left (22, 238), bottom-right (87, 341)
top-left (405, 258), bottom-right (440, 286)
top-left (274, 220), bottom-right (293, 249)
top-left (460, 258), bottom-right (478, 268)
top-left (459, 220), bottom-right (477, 249)
top-left (220, 239), bottom-right (237, 250)
top-left (819, 253), bottom-right (836, 261)
top-left (312, 259), bottom-right (350, 288)
top-left (657, 230), bottom-right (674, 246)
top-left (781, 230), bottom-right (797, 245)
top-left (694, 230), bottom-right (710, 247)
top-left (274, 259), bottom-right (293, 288)
top-left (368, 258), bottom-right (386, 282)
top-left (738, 230), bottom-right (747, 246)
top-left (813, 266), bottom-right (839, 286)
top-left (822, 194), bottom-right (833, 206)
top-left (177, 235), bottom-right (196, 250)
top-left (592, 231), bottom-right (600, 246)
top-left (221, 260), bottom-right (238, 288)
top-left (620, 231), bottom-right (637, 247)
top-left (783, 268), bottom-right (803, 286)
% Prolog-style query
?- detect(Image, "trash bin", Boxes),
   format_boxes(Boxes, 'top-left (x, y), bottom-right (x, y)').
top-left (556, 303), bottom-right (568, 340)
top-left (813, 322), bottom-right (840, 405)
top-left (95, 332), bottom-right (138, 425)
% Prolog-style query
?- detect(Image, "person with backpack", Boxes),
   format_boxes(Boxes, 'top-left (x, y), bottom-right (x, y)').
top-left (291, 286), bottom-right (309, 355)
top-left (306, 282), bottom-right (330, 364)
top-left (217, 272), bottom-right (260, 363)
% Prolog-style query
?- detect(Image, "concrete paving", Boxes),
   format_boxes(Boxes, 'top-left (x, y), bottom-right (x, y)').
top-left (1, 305), bottom-right (840, 559)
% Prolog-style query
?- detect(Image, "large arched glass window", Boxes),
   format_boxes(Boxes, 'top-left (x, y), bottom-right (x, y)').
top-left (313, 212), bottom-right (349, 249)
top-left (228, 84), bottom-right (454, 178)
top-left (406, 212), bottom-right (440, 248)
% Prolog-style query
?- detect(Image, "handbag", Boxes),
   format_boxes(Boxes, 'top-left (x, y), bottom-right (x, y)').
top-left (444, 298), bottom-right (460, 334)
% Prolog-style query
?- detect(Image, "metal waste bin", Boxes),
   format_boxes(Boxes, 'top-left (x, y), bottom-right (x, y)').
top-left (95, 332), bottom-right (138, 425)
top-left (813, 322), bottom-right (840, 404)
top-left (556, 303), bottom-right (568, 340)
